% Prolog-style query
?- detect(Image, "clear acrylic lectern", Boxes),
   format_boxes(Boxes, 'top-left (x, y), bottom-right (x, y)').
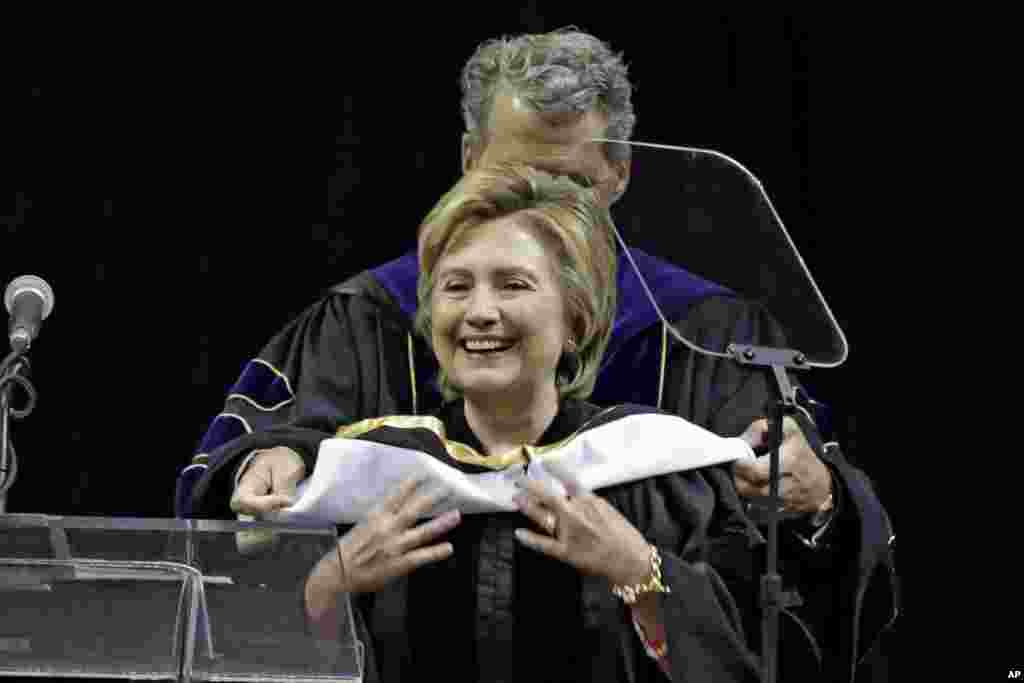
top-left (0, 515), bottom-right (363, 682)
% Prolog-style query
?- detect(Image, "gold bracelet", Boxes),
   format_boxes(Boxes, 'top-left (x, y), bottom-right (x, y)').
top-left (611, 545), bottom-right (671, 605)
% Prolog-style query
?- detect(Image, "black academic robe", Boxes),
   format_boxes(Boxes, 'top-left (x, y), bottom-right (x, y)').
top-left (192, 399), bottom-right (763, 682)
top-left (181, 270), bottom-right (897, 682)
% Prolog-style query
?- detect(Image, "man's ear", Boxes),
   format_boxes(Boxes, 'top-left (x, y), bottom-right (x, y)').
top-left (461, 132), bottom-right (478, 174)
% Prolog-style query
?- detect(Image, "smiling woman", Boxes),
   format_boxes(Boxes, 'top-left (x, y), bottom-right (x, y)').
top-left (414, 163), bottom-right (617, 457)
top-left (415, 163), bottom-right (617, 407)
top-left (297, 164), bottom-right (765, 682)
top-left (431, 218), bottom-right (571, 402)
top-left (190, 161), bottom-right (766, 682)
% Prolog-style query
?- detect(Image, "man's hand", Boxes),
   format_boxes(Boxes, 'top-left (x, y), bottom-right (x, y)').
top-left (230, 446), bottom-right (306, 515)
top-left (733, 416), bottom-right (832, 515)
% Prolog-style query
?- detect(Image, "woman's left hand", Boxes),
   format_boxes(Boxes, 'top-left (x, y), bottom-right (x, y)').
top-left (513, 479), bottom-right (652, 587)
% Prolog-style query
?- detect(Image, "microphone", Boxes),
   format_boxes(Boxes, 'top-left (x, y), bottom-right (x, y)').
top-left (4, 275), bottom-right (55, 354)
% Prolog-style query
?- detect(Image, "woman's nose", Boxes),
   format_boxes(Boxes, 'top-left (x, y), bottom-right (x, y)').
top-left (464, 289), bottom-right (501, 327)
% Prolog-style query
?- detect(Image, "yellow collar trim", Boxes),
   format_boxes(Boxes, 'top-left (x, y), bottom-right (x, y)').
top-left (333, 407), bottom-right (617, 471)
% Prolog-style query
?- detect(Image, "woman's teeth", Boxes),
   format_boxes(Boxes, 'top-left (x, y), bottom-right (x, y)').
top-left (463, 339), bottom-right (515, 352)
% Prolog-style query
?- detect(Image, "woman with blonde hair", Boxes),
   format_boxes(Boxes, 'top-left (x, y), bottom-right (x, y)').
top-left (196, 164), bottom-right (760, 682)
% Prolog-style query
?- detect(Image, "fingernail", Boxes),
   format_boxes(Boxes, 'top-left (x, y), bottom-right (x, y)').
top-left (441, 510), bottom-right (460, 527)
top-left (514, 529), bottom-right (527, 543)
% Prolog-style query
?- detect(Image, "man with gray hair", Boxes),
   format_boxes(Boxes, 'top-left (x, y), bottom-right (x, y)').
top-left (458, 29), bottom-right (634, 203)
top-left (181, 28), bottom-right (895, 682)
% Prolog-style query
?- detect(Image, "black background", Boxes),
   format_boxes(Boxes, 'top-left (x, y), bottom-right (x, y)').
top-left (2, 13), bottom-right (896, 533)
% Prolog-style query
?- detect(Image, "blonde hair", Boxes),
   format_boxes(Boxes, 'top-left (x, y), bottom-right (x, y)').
top-left (415, 164), bottom-right (617, 401)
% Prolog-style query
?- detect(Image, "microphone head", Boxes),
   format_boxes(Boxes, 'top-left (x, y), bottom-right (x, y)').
top-left (4, 275), bottom-right (55, 320)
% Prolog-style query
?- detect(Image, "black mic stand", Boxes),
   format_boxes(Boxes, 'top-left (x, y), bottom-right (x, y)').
top-left (0, 350), bottom-right (38, 513)
top-left (727, 342), bottom-right (815, 683)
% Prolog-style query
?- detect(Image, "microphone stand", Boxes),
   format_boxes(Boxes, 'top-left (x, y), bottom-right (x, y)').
top-left (726, 342), bottom-right (813, 683)
top-left (0, 350), bottom-right (37, 513)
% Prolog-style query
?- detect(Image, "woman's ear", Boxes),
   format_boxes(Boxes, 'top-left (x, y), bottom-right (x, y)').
top-left (610, 157), bottom-right (631, 203)
top-left (461, 133), bottom-right (478, 174)
top-left (556, 346), bottom-right (581, 386)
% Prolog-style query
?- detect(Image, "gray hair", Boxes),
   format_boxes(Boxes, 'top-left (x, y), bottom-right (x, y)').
top-left (460, 28), bottom-right (636, 162)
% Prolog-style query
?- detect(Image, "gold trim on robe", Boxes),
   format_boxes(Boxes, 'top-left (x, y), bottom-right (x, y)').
top-left (334, 406), bottom-right (621, 470)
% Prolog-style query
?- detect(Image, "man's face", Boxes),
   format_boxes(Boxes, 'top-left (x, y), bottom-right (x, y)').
top-left (464, 91), bottom-right (629, 209)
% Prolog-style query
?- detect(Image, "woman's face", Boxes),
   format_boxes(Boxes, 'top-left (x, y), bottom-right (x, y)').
top-left (430, 214), bottom-right (570, 403)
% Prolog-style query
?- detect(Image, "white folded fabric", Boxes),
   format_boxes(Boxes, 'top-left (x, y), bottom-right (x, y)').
top-left (276, 412), bottom-right (753, 525)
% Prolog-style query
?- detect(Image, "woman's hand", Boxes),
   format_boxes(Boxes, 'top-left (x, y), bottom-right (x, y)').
top-left (304, 477), bottom-right (460, 635)
top-left (230, 446), bottom-right (306, 515)
top-left (512, 479), bottom-right (651, 587)
top-left (333, 476), bottom-right (461, 595)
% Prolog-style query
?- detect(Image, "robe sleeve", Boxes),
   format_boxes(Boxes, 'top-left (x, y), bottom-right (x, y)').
top-left (657, 552), bottom-right (761, 682)
top-left (598, 469), bottom-right (762, 682)
top-left (177, 277), bottom-right (419, 519)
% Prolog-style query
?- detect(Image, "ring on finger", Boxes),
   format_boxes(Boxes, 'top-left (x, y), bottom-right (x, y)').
top-left (544, 512), bottom-right (558, 536)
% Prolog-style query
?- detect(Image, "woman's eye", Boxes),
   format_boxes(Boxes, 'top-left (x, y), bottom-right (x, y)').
top-left (504, 280), bottom-right (529, 290)
top-left (443, 282), bottom-right (468, 292)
